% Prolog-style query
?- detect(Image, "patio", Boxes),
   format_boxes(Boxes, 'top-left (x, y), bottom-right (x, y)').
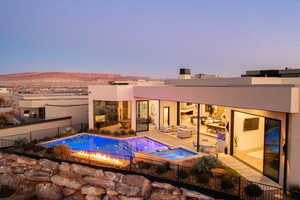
top-left (137, 129), bottom-right (282, 189)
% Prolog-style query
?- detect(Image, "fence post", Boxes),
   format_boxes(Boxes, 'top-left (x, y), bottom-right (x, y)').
top-left (177, 164), bottom-right (180, 184)
top-left (238, 176), bottom-right (241, 198)
top-left (29, 130), bottom-right (32, 142)
top-left (57, 127), bottom-right (60, 137)
top-left (129, 156), bottom-right (132, 171)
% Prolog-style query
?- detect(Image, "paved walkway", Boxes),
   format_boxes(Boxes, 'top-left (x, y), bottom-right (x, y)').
top-left (137, 130), bottom-right (281, 188)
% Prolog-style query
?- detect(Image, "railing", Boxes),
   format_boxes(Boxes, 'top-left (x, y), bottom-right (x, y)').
top-left (0, 123), bottom-right (88, 148)
top-left (0, 129), bottom-right (285, 200)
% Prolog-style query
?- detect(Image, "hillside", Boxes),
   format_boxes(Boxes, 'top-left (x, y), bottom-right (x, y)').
top-left (0, 72), bottom-right (150, 86)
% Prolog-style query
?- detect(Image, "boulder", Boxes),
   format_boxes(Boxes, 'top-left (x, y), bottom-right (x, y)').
top-left (103, 194), bottom-right (120, 200)
top-left (116, 183), bottom-right (140, 197)
top-left (152, 182), bottom-right (176, 191)
top-left (85, 195), bottom-right (102, 200)
top-left (71, 164), bottom-right (103, 176)
top-left (121, 174), bottom-right (151, 197)
top-left (39, 159), bottom-right (59, 171)
top-left (150, 192), bottom-right (180, 200)
top-left (16, 156), bottom-right (37, 165)
top-left (81, 185), bottom-right (105, 196)
top-left (0, 173), bottom-right (19, 188)
top-left (83, 176), bottom-right (115, 190)
top-left (59, 162), bottom-right (74, 176)
top-left (35, 182), bottom-right (63, 200)
top-left (63, 187), bottom-right (77, 197)
top-left (119, 196), bottom-right (143, 200)
top-left (18, 180), bottom-right (36, 193)
top-left (181, 188), bottom-right (214, 200)
top-left (104, 171), bottom-right (123, 182)
top-left (24, 169), bottom-right (51, 182)
top-left (65, 191), bottom-right (85, 200)
top-left (12, 166), bottom-right (26, 174)
top-left (51, 175), bottom-right (84, 190)
top-left (0, 165), bottom-right (12, 173)
top-left (6, 153), bottom-right (19, 161)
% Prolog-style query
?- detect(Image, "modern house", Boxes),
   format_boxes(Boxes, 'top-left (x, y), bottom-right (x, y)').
top-left (88, 73), bottom-right (300, 190)
top-left (15, 93), bottom-right (88, 125)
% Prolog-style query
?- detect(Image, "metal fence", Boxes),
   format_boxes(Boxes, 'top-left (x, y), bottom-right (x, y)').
top-left (0, 129), bottom-right (285, 200)
top-left (0, 123), bottom-right (88, 148)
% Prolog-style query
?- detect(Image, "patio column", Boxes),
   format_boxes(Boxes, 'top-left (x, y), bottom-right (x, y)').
top-left (131, 100), bottom-right (136, 131)
top-left (197, 103), bottom-right (200, 152)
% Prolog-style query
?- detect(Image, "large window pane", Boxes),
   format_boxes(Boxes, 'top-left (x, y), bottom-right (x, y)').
top-left (136, 100), bottom-right (149, 132)
top-left (93, 100), bottom-right (131, 130)
top-left (264, 118), bottom-right (281, 182)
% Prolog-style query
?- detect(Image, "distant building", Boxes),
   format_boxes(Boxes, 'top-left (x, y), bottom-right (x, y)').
top-left (242, 68), bottom-right (300, 77)
top-left (14, 93), bottom-right (88, 125)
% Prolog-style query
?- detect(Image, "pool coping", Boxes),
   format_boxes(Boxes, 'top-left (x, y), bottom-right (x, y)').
top-left (39, 132), bottom-right (200, 162)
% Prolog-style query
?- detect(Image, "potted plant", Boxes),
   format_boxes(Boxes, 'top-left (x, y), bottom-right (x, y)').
top-left (289, 185), bottom-right (300, 199)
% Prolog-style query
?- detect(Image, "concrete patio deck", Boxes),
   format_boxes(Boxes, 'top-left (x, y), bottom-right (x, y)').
top-left (137, 129), bottom-right (282, 188)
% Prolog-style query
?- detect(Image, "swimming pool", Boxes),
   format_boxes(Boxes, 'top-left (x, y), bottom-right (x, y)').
top-left (42, 134), bottom-right (168, 160)
top-left (149, 147), bottom-right (197, 159)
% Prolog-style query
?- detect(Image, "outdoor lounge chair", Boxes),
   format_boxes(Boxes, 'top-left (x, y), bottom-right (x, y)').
top-left (177, 129), bottom-right (192, 138)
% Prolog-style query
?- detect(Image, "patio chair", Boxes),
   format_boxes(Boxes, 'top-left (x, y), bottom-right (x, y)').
top-left (177, 129), bottom-right (192, 139)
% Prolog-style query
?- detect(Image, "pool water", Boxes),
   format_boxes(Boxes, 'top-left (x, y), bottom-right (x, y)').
top-left (42, 134), bottom-right (168, 160)
top-left (149, 147), bottom-right (197, 159)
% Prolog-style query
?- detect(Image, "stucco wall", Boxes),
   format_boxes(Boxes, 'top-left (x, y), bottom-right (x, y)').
top-left (45, 105), bottom-right (88, 125)
top-left (0, 118), bottom-right (72, 142)
top-left (287, 113), bottom-right (300, 186)
top-left (159, 101), bottom-right (177, 127)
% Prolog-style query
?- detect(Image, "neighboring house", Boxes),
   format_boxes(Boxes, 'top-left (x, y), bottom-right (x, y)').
top-left (88, 76), bottom-right (300, 190)
top-left (14, 93), bottom-right (88, 125)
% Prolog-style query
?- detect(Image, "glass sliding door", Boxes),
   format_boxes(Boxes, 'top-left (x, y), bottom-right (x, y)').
top-left (163, 107), bottom-right (170, 126)
top-left (136, 100), bottom-right (149, 132)
top-left (263, 118), bottom-right (281, 182)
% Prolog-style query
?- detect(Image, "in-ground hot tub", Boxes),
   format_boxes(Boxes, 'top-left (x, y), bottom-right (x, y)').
top-left (149, 147), bottom-right (197, 159)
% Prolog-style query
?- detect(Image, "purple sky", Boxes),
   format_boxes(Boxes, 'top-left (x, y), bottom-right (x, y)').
top-left (1, 1), bottom-right (300, 78)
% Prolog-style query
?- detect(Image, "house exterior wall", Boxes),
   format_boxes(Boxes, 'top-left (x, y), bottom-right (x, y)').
top-left (287, 113), bottom-right (300, 186)
top-left (225, 107), bottom-right (286, 186)
top-left (159, 100), bottom-right (177, 127)
top-left (45, 104), bottom-right (88, 125)
top-left (134, 86), bottom-right (299, 113)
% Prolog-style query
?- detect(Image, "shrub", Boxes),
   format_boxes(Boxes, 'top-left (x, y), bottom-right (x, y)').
top-left (45, 147), bottom-right (55, 155)
top-left (155, 162), bottom-right (170, 174)
top-left (139, 161), bottom-right (152, 169)
top-left (196, 156), bottom-right (223, 173)
top-left (189, 167), bottom-right (199, 176)
top-left (128, 129), bottom-right (135, 135)
top-left (25, 195), bottom-right (39, 200)
top-left (179, 170), bottom-right (189, 179)
top-left (120, 130), bottom-right (127, 135)
top-left (197, 173), bottom-right (210, 184)
top-left (244, 184), bottom-right (263, 198)
top-left (14, 138), bottom-right (28, 148)
top-left (53, 145), bottom-right (72, 158)
top-left (221, 177), bottom-right (235, 190)
top-left (0, 185), bottom-right (15, 198)
top-left (289, 185), bottom-right (300, 198)
top-left (39, 136), bottom-right (52, 142)
top-left (113, 131), bottom-right (120, 136)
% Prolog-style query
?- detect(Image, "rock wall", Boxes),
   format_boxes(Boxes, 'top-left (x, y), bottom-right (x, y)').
top-left (0, 152), bottom-right (214, 200)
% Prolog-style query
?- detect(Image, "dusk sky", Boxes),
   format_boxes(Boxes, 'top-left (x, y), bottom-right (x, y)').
top-left (1, 1), bottom-right (300, 78)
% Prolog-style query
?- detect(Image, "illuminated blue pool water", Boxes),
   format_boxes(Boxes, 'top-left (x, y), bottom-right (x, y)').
top-left (149, 147), bottom-right (197, 159)
top-left (42, 134), bottom-right (168, 160)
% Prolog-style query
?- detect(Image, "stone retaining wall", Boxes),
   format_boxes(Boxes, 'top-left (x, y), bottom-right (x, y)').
top-left (0, 152), bottom-right (214, 200)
